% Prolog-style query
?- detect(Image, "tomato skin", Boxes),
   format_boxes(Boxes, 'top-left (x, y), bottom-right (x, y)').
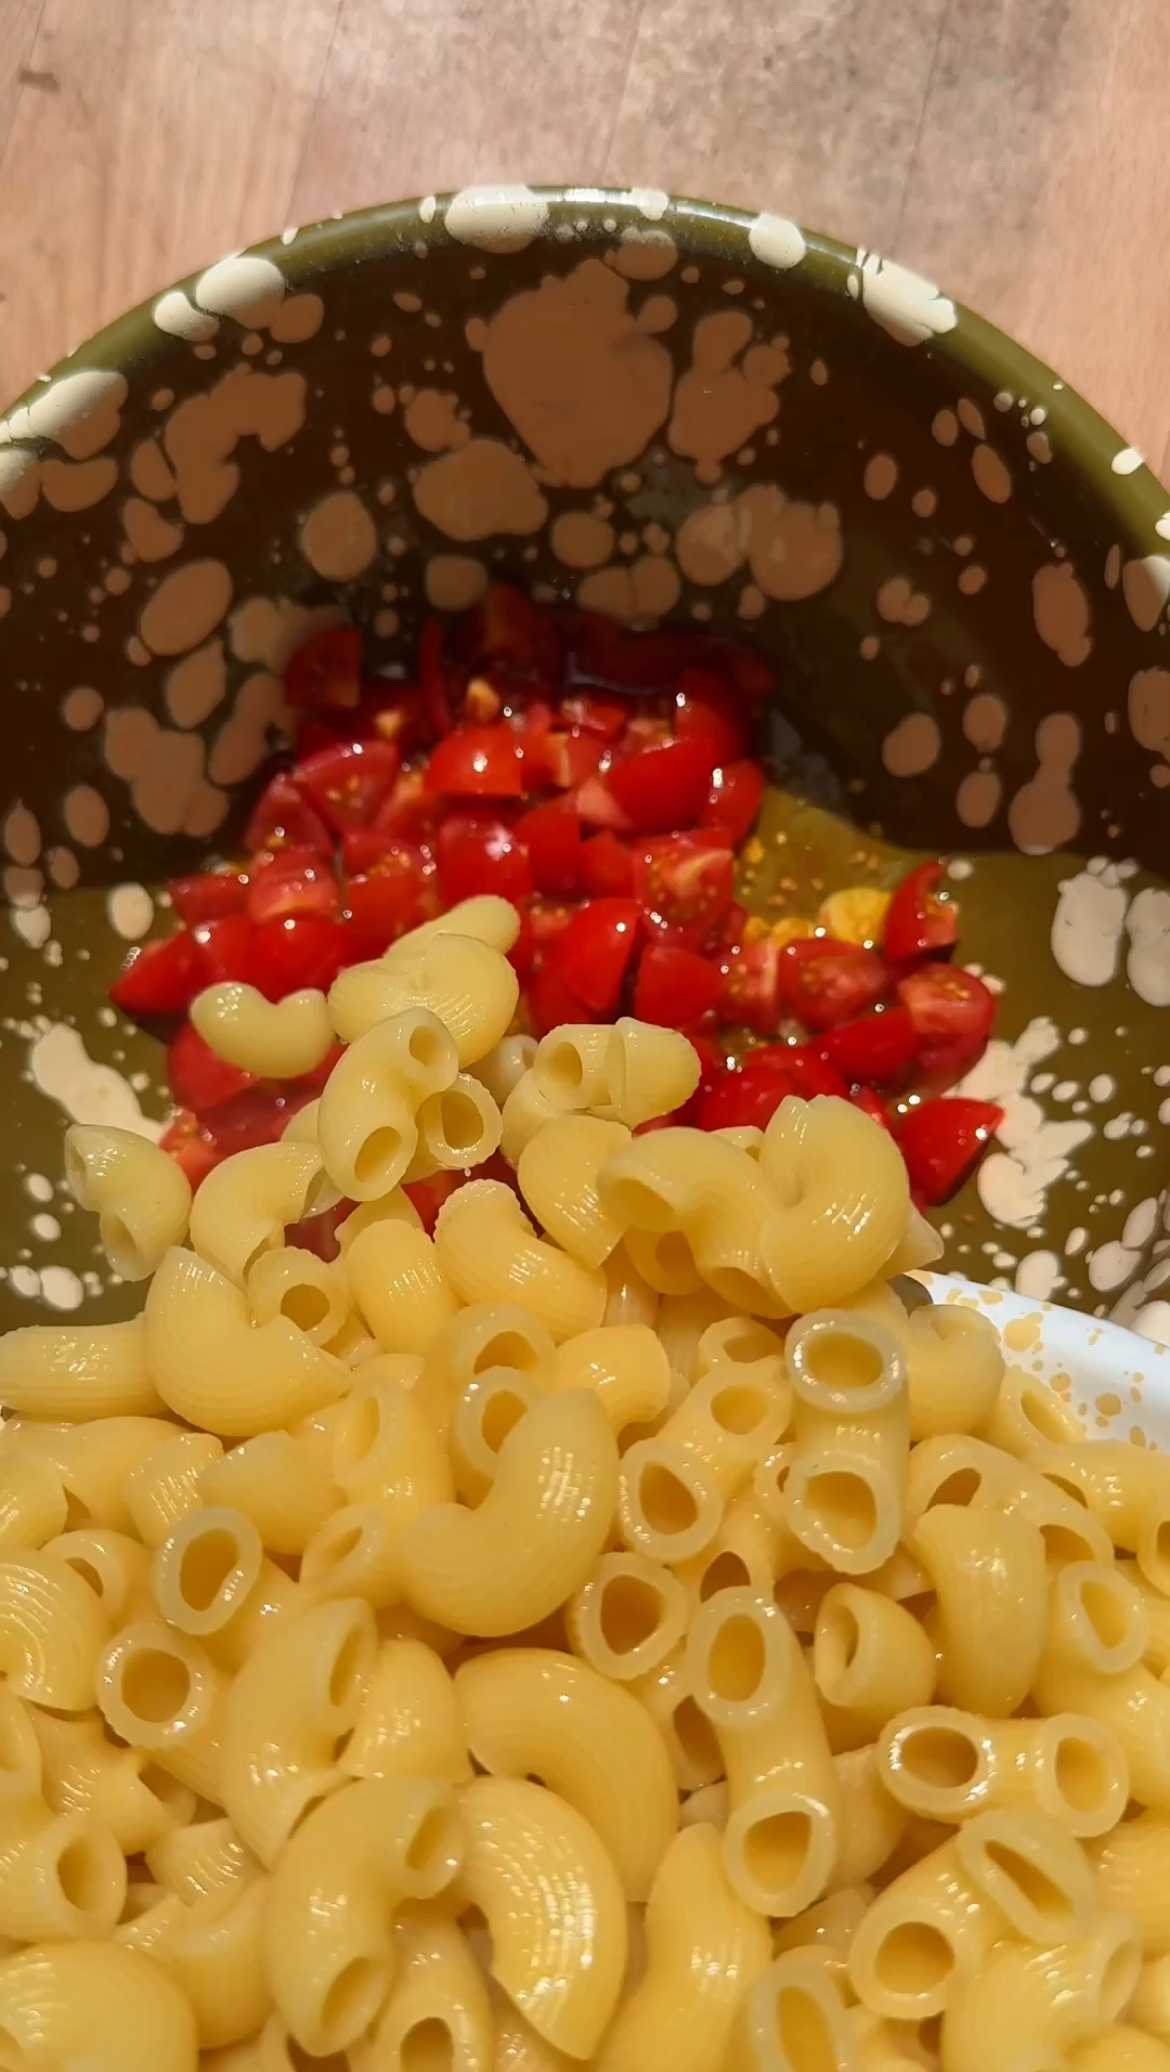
top-left (718, 941), bottom-right (784, 1035)
top-left (191, 915), bottom-right (255, 988)
top-left (160, 1110), bottom-right (224, 1189)
top-left (515, 797), bottom-right (582, 896)
top-left (341, 826), bottom-right (415, 874)
top-left (110, 931), bottom-right (206, 1018)
top-left (435, 816), bottom-right (534, 908)
top-left (694, 1045), bottom-right (847, 1130)
top-left (528, 958), bottom-right (592, 1037)
top-left (816, 1004), bottom-right (920, 1086)
top-left (605, 736), bottom-right (719, 834)
top-left (896, 964), bottom-right (996, 1075)
top-left (374, 770), bottom-right (444, 844)
top-left (246, 848), bottom-right (341, 924)
top-left (197, 1082), bottom-right (309, 1154)
top-left (884, 860), bottom-right (960, 963)
top-left (898, 1097), bottom-right (1003, 1205)
top-left (701, 759), bottom-right (764, 845)
top-left (672, 667), bottom-right (750, 767)
top-left (780, 939), bottom-right (890, 1032)
top-left (548, 898), bottom-right (640, 1015)
top-left (244, 771), bottom-right (333, 855)
top-left (168, 1023), bottom-right (254, 1111)
top-left (285, 626), bottom-right (363, 711)
top-left (581, 831), bottom-right (634, 899)
top-left (344, 852), bottom-right (429, 959)
top-left (557, 693), bottom-right (628, 739)
top-left (248, 917), bottom-right (348, 1001)
top-left (168, 872), bottom-right (247, 926)
top-left (850, 1085), bottom-right (897, 1135)
top-left (633, 945), bottom-right (722, 1029)
top-left (574, 770), bottom-right (632, 828)
top-left (296, 739), bottom-right (402, 833)
top-left (632, 833), bottom-right (734, 951)
top-left (426, 724), bottom-right (524, 799)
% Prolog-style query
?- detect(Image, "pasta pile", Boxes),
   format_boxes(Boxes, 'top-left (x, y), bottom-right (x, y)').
top-left (0, 894), bottom-right (1167, 2072)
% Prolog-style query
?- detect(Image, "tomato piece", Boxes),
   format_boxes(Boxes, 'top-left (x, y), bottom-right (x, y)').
top-left (896, 964), bottom-right (996, 1075)
top-left (374, 769), bottom-right (444, 844)
top-left (507, 907), bottom-right (538, 983)
top-left (529, 900), bottom-right (575, 949)
top-left (344, 852), bottom-right (430, 959)
top-left (528, 959), bottom-right (592, 1037)
top-left (244, 771), bottom-right (333, 854)
top-left (293, 1043), bottom-right (347, 1097)
top-left (695, 1057), bottom-right (797, 1131)
top-left (295, 739), bottom-right (402, 833)
top-left (850, 1085), bottom-right (897, 1135)
top-left (548, 899), bottom-right (640, 1015)
top-left (816, 1004), bottom-right (920, 1086)
top-left (701, 759), bottom-right (764, 846)
top-left (581, 831), bottom-right (634, 899)
top-left (883, 860), bottom-right (960, 963)
top-left (633, 833), bottom-right (735, 951)
top-left (781, 939), bottom-right (890, 1032)
top-left (605, 736), bottom-right (719, 835)
top-left (249, 916), bottom-right (348, 1001)
top-left (246, 848), bottom-right (341, 924)
top-left (198, 1083), bottom-right (308, 1154)
top-left (558, 692), bottom-right (628, 739)
top-left (168, 871), bottom-right (248, 927)
top-left (574, 769), bottom-right (633, 828)
top-left (191, 915), bottom-right (255, 987)
top-left (285, 626), bottom-right (363, 711)
top-left (418, 619), bottom-right (453, 739)
top-left (757, 1046), bottom-right (851, 1099)
top-left (514, 798), bottom-right (582, 897)
top-left (168, 1023), bottom-right (254, 1111)
top-left (634, 945), bottom-right (722, 1029)
top-left (672, 667), bottom-right (750, 767)
top-left (110, 931), bottom-right (205, 1018)
top-left (426, 724), bottom-right (524, 799)
top-left (341, 827), bottom-right (406, 874)
top-left (463, 583), bottom-right (562, 678)
top-left (898, 1098), bottom-right (1003, 1205)
top-left (718, 941), bottom-right (784, 1035)
top-left (160, 1110), bottom-right (223, 1189)
top-left (435, 816), bottom-right (534, 908)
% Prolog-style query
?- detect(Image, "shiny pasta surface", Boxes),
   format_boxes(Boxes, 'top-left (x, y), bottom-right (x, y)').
top-left (0, 899), bottom-right (1157, 2071)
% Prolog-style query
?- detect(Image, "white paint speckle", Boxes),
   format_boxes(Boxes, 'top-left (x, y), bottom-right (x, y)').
top-left (1127, 886), bottom-right (1170, 1006)
top-left (956, 1016), bottom-right (1092, 1231)
top-left (106, 884), bottom-right (154, 941)
top-left (63, 785), bottom-right (109, 848)
top-left (1050, 867), bottom-right (1129, 988)
top-left (39, 1265), bottom-right (84, 1312)
top-left (445, 186), bottom-right (549, 253)
top-left (1015, 1251), bottom-right (1061, 1301)
top-left (30, 1024), bottom-right (163, 1140)
top-left (300, 491), bottom-right (378, 580)
top-left (850, 251), bottom-right (957, 346)
top-left (748, 215), bottom-right (806, 272)
top-left (1112, 446), bottom-right (1144, 476)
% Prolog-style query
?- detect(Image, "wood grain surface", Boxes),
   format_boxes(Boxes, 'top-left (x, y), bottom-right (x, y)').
top-left (0, 0), bottom-right (1165, 476)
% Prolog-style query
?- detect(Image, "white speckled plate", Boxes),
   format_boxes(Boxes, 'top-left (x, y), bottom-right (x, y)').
top-left (918, 1270), bottom-right (1170, 1448)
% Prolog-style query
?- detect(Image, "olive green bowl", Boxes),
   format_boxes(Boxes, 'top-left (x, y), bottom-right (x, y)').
top-left (2, 185), bottom-right (1168, 1331)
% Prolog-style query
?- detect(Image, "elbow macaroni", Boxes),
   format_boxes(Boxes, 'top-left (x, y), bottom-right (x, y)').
top-left (3, 910), bottom-right (1167, 2063)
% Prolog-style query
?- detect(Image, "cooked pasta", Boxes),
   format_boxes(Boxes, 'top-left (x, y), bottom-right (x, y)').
top-left (191, 981), bottom-right (334, 1081)
top-left (0, 910), bottom-right (1165, 2067)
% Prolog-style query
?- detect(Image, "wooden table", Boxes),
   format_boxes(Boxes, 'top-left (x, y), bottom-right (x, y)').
top-left (1, 0), bottom-right (1166, 476)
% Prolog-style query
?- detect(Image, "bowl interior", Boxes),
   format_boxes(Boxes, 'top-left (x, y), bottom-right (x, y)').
top-left (1, 186), bottom-right (1168, 1327)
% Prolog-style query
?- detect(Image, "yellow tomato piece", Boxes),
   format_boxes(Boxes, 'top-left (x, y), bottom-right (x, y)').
top-left (817, 886), bottom-right (891, 948)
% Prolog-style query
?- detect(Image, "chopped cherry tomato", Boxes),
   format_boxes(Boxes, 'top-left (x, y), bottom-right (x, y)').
top-left (816, 1004), bottom-right (919, 1086)
top-left (850, 1085), bottom-right (897, 1135)
top-left (160, 1110), bottom-right (223, 1189)
top-left (249, 917), bottom-right (348, 1001)
top-left (897, 964), bottom-right (996, 1075)
top-left (780, 939), bottom-right (890, 1032)
top-left (574, 770), bottom-right (633, 828)
top-left (426, 724), bottom-right (524, 799)
top-left (374, 769), bottom-right (444, 844)
top-left (557, 692), bottom-right (628, 739)
top-left (605, 736), bottom-right (719, 835)
top-left (296, 739), bottom-right (402, 833)
top-left (634, 945), bottom-right (723, 1029)
top-left (246, 848), bottom-right (341, 924)
top-left (198, 1083), bottom-right (307, 1154)
top-left (344, 850), bottom-right (430, 959)
top-left (168, 1023), bottom-right (254, 1111)
top-left (701, 759), bottom-right (764, 846)
top-left (884, 860), bottom-right (959, 964)
top-left (719, 940), bottom-right (784, 1036)
top-left (168, 872), bottom-right (247, 927)
top-left (758, 1046), bottom-right (850, 1099)
top-left (528, 900), bottom-right (575, 949)
top-left (695, 1057), bottom-right (797, 1131)
top-left (507, 907), bottom-right (538, 983)
top-left (110, 931), bottom-right (205, 1018)
top-left (898, 1098), bottom-right (1003, 1205)
top-left (633, 833), bottom-right (735, 951)
top-left (285, 626), bottom-right (362, 711)
top-left (528, 959), bottom-right (592, 1037)
top-left (342, 826), bottom-right (415, 874)
top-left (435, 817), bottom-right (533, 908)
top-left (244, 771), bottom-right (332, 854)
top-left (515, 797), bottom-right (582, 897)
top-left (673, 667), bottom-right (750, 767)
top-left (191, 915), bottom-right (255, 987)
top-left (548, 899), bottom-right (641, 1015)
top-left (581, 831), bottom-right (635, 899)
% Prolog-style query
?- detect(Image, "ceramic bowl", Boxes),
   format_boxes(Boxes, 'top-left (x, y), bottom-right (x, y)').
top-left (1, 184), bottom-right (1169, 1332)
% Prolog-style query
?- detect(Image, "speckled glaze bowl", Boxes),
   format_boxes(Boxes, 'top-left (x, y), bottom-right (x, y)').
top-left (2, 184), bottom-right (1170, 1333)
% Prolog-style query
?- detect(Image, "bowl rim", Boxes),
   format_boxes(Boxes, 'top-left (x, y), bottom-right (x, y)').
top-left (3, 185), bottom-right (1168, 559)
